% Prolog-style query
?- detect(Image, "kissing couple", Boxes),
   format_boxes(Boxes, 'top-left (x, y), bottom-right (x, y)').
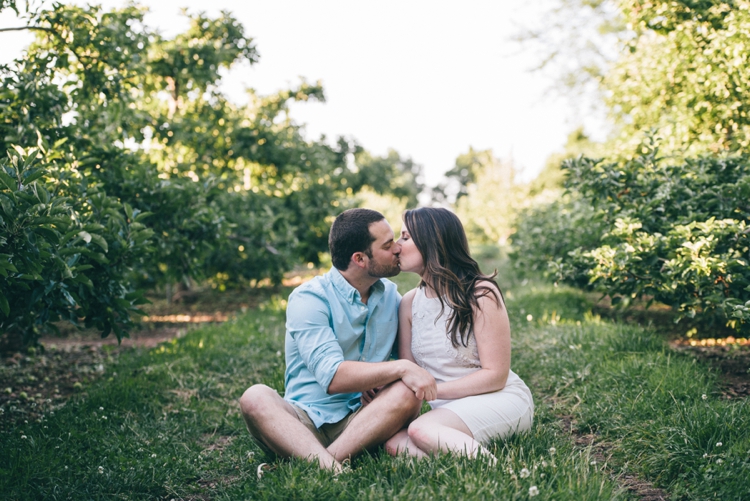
top-left (240, 207), bottom-right (534, 472)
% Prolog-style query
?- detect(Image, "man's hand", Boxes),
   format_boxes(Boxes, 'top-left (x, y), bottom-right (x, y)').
top-left (398, 360), bottom-right (437, 401)
top-left (360, 385), bottom-right (384, 406)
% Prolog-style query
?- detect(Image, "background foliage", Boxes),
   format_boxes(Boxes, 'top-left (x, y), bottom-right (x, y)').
top-left (0, 2), bottom-right (421, 347)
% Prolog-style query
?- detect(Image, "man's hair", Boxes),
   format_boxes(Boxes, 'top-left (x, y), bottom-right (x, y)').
top-left (329, 208), bottom-right (386, 271)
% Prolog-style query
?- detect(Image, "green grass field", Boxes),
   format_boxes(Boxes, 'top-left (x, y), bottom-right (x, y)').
top-left (1, 258), bottom-right (748, 500)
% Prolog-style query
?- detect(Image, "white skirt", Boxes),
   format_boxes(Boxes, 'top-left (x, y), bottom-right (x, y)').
top-left (429, 372), bottom-right (535, 445)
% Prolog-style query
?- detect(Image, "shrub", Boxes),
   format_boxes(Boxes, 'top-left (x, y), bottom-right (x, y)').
top-left (513, 141), bottom-right (750, 334)
top-left (0, 146), bottom-right (152, 350)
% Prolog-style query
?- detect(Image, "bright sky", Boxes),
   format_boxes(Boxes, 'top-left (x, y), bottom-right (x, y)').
top-left (0, 1), bottom-right (599, 186)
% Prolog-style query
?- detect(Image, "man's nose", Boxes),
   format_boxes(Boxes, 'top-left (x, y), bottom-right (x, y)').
top-left (393, 241), bottom-right (402, 254)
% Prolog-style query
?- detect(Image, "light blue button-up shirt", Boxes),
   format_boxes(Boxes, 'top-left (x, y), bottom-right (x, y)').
top-left (283, 267), bottom-right (401, 428)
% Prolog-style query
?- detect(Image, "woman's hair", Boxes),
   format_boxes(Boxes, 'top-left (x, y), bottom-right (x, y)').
top-left (403, 207), bottom-right (502, 347)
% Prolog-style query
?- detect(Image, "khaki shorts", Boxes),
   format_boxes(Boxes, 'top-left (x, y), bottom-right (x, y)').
top-left (248, 400), bottom-right (363, 455)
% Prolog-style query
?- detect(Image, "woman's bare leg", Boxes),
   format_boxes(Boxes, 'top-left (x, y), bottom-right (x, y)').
top-left (406, 409), bottom-right (496, 461)
top-left (384, 429), bottom-right (429, 458)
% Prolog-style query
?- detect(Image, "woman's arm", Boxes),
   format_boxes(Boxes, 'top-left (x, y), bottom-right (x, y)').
top-left (397, 288), bottom-right (418, 363)
top-left (436, 286), bottom-right (511, 400)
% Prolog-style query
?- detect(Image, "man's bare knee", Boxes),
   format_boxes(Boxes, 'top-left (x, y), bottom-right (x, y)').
top-left (384, 380), bottom-right (422, 412)
top-left (239, 384), bottom-right (278, 420)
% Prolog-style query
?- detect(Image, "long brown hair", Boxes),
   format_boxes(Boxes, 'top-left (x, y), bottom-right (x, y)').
top-left (403, 207), bottom-right (502, 347)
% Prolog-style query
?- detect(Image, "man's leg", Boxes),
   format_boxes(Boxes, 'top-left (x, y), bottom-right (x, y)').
top-left (326, 380), bottom-right (422, 462)
top-left (239, 384), bottom-right (341, 471)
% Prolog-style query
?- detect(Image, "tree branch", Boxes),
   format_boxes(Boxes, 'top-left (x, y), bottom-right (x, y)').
top-left (0, 25), bottom-right (56, 35)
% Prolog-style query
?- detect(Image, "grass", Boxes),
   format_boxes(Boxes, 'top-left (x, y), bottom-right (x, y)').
top-left (1, 259), bottom-right (748, 500)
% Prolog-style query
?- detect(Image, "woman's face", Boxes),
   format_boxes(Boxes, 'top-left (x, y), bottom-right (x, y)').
top-left (397, 227), bottom-right (424, 275)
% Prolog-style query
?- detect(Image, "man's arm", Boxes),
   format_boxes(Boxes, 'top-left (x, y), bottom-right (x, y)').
top-left (328, 359), bottom-right (437, 401)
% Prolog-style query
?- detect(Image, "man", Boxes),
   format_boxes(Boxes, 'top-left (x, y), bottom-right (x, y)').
top-left (240, 208), bottom-right (436, 471)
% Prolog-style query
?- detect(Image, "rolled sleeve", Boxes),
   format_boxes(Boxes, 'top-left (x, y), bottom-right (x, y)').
top-left (287, 290), bottom-right (345, 393)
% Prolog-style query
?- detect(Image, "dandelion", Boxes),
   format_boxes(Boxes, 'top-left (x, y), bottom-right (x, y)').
top-left (702, 394), bottom-right (707, 400)
top-left (99, 407), bottom-right (104, 411)
top-left (151, 454), bottom-right (157, 458)
top-left (520, 467), bottom-right (530, 478)
top-left (276, 351), bottom-right (282, 357)
top-left (529, 486), bottom-right (539, 497)
top-left (590, 460), bottom-right (597, 465)
top-left (98, 466), bottom-right (104, 474)
top-left (703, 453), bottom-right (709, 458)
top-left (541, 460), bottom-right (548, 467)
top-left (21, 435), bottom-right (27, 439)
top-left (716, 442), bottom-right (723, 447)
top-left (507, 466), bottom-right (514, 474)
top-left (247, 451), bottom-right (255, 460)
top-left (101, 416), bottom-right (108, 420)
top-left (549, 447), bottom-right (556, 455)
top-left (526, 314), bottom-right (533, 322)
top-left (717, 459), bottom-right (723, 464)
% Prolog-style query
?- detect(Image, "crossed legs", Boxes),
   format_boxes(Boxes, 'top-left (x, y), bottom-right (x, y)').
top-left (239, 381), bottom-right (421, 470)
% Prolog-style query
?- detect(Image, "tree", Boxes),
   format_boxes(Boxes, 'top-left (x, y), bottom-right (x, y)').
top-left (0, 2), bottom-right (423, 347)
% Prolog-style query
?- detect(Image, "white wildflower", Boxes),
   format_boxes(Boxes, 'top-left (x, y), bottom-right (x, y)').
top-left (541, 460), bottom-right (548, 467)
top-left (590, 460), bottom-right (597, 465)
top-left (701, 394), bottom-right (707, 400)
top-left (526, 314), bottom-right (533, 322)
top-left (98, 466), bottom-right (104, 474)
top-left (703, 453), bottom-right (709, 458)
top-left (520, 467), bottom-right (530, 478)
top-left (257, 463), bottom-right (268, 480)
top-left (716, 459), bottom-right (723, 464)
top-left (21, 435), bottom-right (27, 439)
top-left (716, 442), bottom-right (723, 447)
top-left (99, 407), bottom-right (104, 411)
top-left (549, 447), bottom-right (556, 455)
top-left (529, 486), bottom-right (539, 497)
top-left (151, 454), bottom-right (157, 458)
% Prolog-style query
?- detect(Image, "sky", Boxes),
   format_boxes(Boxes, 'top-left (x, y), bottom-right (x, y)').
top-left (0, 1), bottom-right (602, 186)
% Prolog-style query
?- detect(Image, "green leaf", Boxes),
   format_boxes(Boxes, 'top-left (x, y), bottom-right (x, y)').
top-left (23, 169), bottom-right (45, 185)
top-left (89, 234), bottom-right (108, 253)
top-left (33, 226), bottom-right (60, 244)
top-left (0, 294), bottom-right (8, 317)
top-left (0, 194), bottom-right (14, 214)
top-left (0, 171), bottom-right (16, 191)
top-left (0, 260), bottom-right (18, 272)
top-left (134, 211), bottom-right (153, 222)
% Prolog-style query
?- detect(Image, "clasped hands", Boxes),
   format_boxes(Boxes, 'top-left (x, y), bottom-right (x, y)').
top-left (361, 360), bottom-right (437, 406)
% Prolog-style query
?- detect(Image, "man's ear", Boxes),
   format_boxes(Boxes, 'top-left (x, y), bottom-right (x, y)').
top-left (350, 251), bottom-right (368, 270)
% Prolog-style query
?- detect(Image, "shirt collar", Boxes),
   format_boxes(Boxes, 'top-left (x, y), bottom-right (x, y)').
top-left (328, 267), bottom-right (385, 305)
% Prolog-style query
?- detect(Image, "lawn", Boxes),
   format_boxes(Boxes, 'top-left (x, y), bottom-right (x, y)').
top-left (1, 258), bottom-right (748, 500)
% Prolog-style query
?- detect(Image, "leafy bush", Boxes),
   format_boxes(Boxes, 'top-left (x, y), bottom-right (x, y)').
top-left (513, 141), bottom-right (750, 334)
top-left (510, 196), bottom-right (606, 288)
top-left (0, 146), bottom-right (152, 349)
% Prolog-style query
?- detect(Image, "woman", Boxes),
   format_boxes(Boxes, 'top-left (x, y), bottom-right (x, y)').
top-left (384, 207), bottom-right (533, 460)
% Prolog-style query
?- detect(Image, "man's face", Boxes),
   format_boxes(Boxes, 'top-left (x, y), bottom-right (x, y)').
top-left (364, 219), bottom-right (402, 278)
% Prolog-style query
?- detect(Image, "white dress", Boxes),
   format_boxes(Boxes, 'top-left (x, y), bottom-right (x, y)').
top-left (411, 287), bottom-right (534, 444)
